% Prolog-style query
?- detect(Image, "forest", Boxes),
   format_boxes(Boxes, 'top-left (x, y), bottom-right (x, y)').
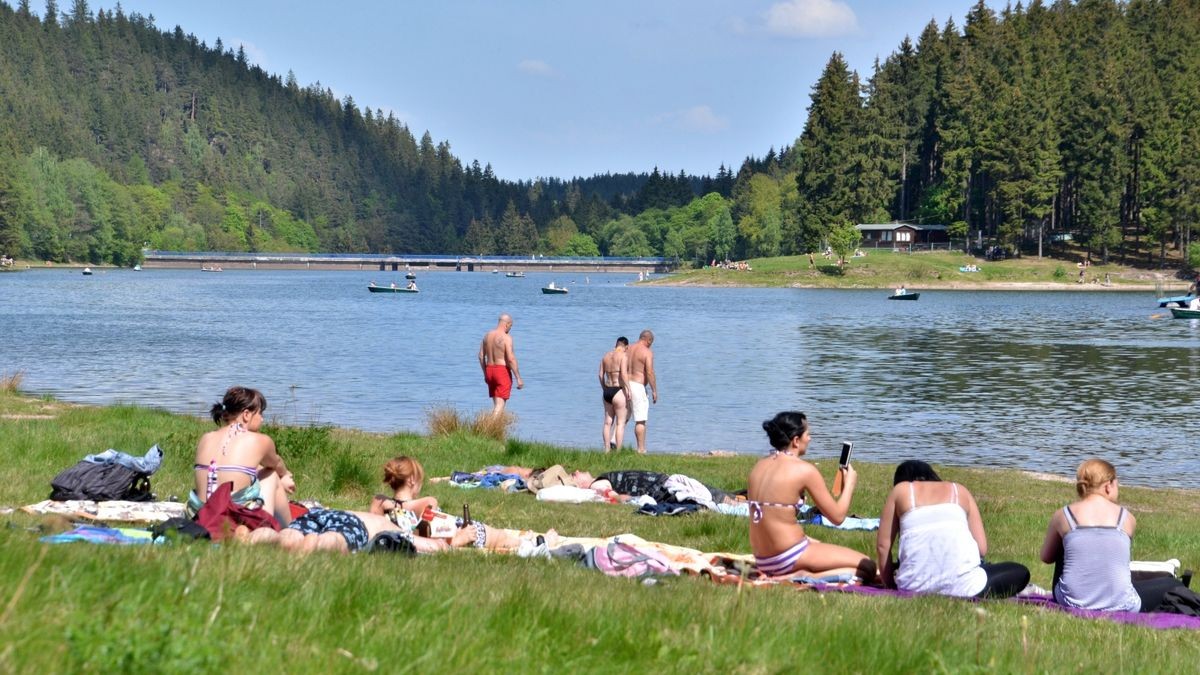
top-left (0, 0), bottom-right (1197, 267)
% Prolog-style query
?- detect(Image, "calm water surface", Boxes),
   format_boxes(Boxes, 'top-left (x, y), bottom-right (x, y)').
top-left (2, 268), bottom-right (1197, 487)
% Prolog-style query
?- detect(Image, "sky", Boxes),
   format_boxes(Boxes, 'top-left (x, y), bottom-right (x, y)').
top-left (87, 0), bottom-right (1000, 182)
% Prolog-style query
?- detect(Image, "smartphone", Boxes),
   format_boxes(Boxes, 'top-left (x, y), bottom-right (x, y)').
top-left (839, 441), bottom-right (854, 468)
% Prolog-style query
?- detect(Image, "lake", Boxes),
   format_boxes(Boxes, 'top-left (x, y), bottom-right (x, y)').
top-left (2, 268), bottom-right (1196, 487)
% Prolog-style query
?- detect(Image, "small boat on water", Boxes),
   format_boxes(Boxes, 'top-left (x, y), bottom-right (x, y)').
top-left (368, 284), bottom-right (419, 294)
top-left (505, 271), bottom-right (525, 278)
top-left (1169, 307), bottom-right (1200, 319)
top-left (82, 267), bottom-right (93, 275)
top-left (201, 265), bottom-right (223, 272)
top-left (541, 282), bottom-right (568, 295)
top-left (887, 291), bottom-right (920, 301)
top-left (405, 272), bottom-right (417, 280)
top-left (1158, 294), bottom-right (1195, 308)
top-left (133, 264), bottom-right (142, 271)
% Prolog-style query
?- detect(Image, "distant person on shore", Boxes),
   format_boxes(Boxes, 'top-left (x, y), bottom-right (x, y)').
top-left (189, 386), bottom-right (295, 526)
top-left (1040, 459), bottom-right (1189, 612)
top-left (626, 329), bottom-right (657, 454)
top-left (599, 336), bottom-right (630, 451)
top-left (479, 313), bottom-right (523, 416)
top-left (747, 411), bottom-right (876, 580)
top-left (876, 460), bottom-right (1029, 598)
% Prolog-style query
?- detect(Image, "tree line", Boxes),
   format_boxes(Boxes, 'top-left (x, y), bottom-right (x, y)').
top-left (1, 0), bottom-right (1196, 267)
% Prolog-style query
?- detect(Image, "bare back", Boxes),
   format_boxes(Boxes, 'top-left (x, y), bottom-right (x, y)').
top-left (627, 342), bottom-right (652, 384)
top-left (747, 455), bottom-right (810, 555)
top-left (600, 349), bottom-right (625, 386)
top-left (193, 426), bottom-right (274, 495)
top-left (481, 328), bottom-right (512, 367)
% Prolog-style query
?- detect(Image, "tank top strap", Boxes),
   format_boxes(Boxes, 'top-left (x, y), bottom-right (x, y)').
top-left (1115, 507), bottom-right (1129, 528)
top-left (950, 482), bottom-right (960, 505)
top-left (1063, 505), bottom-right (1079, 530)
top-left (908, 481), bottom-right (916, 508)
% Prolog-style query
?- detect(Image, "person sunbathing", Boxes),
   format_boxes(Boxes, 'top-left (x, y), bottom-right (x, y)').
top-left (189, 386), bottom-right (295, 526)
top-left (747, 411), bottom-right (876, 580)
top-left (876, 460), bottom-right (1028, 598)
top-left (1040, 459), bottom-right (1188, 612)
top-left (372, 455), bottom-right (527, 552)
top-left (571, 469), bottom-right (737, 506)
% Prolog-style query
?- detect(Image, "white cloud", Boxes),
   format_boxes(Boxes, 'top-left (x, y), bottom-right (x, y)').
top-left (517, 59), bottom-right (556, 77)
top-left (652, 105), bottom-right (729, 134)
top-left (230, 38), bottom-right (268, 68)
top-left (763, 0), bottom-right (858, 38)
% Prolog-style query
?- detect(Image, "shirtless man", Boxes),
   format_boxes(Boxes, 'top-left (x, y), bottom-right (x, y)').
top-left (598, 336), bottom-right (630, 452)
top-left (625, 329), bottom-right (657, 454)
top-left (478, 313), bottom-right (524, 416)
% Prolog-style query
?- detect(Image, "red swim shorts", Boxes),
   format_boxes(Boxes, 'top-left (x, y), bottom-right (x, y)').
top-left (485, 365), bottom-right (513, 400)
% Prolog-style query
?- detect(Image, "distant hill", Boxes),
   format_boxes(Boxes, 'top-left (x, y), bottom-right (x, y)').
top-left (0, 1), bottom-right (712, 263)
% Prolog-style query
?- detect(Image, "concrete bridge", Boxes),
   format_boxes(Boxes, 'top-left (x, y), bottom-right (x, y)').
top-left (141, 251), bottom-right (677, 273)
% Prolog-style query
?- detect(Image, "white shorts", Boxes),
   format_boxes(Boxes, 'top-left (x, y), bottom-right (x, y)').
top-left (629, 385), bottom-right (649, 423)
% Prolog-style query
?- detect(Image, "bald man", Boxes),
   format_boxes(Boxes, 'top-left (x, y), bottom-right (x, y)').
top-left (479, 313), bottom-right (524, 415)
top-left (626, 329), bottom-right (657, 454)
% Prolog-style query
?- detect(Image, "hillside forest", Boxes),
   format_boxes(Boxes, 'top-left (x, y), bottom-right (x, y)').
top-left (0, 0), bottom-right (1198, 267)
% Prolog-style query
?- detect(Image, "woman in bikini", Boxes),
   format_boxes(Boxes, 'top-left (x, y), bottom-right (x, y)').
top-left (747, 411), bottom-right (876, 580)
top-left (189, 386), bottom-right (295, 525)
top-left (598, 336), bottom-right (630, 451)
top-left (876, 460), bottom-right (1028, 597)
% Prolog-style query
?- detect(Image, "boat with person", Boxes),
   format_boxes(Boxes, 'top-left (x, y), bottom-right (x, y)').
top-left (81, 267), bottom-right (93, 276)
top-left (368, 284), bottom-right (419, 294)
top-left (541, 282), bottom-right (568, 295)
top-left (505, 271), bottom-right (525, 278)
top-left (405, 272), bottom-right (417, 280)
top-left (888, 289), bottom-right (919, 301)
top-left (1169, 307), bottom-right (1200, 319)
top-left (1157, 294), bottom-right (1196, 308)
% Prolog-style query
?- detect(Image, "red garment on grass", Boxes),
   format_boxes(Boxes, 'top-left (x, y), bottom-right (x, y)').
top-left (196, 481), bottom-right (280, 540)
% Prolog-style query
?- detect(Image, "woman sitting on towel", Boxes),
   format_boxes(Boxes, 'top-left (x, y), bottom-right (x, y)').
top-left (370, 455), bottom-right (526, 552)
top-left (189, 386), bottom-right (295, 525)
top-left (876, 460), bottom-right (1029, 598)
top-left (747, 412), bottom-right (876, 580)
top-left (1040, 459), bottom-right (1187, 612)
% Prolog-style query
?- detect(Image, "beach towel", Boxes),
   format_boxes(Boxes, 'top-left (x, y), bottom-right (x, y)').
top-left (21, 499), bottom-right (185, 523)
top-left (40, 525), bottom-right (154, 545)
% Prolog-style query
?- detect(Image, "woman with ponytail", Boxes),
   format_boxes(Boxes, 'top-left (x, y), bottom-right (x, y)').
top-left (746, 411), bottom-right (876, 581)
top-left (189, 386), bottom-right (295, 525)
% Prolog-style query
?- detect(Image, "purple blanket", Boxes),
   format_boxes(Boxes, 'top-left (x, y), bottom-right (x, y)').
top-left (816, 584), bottom-right (1200, 631)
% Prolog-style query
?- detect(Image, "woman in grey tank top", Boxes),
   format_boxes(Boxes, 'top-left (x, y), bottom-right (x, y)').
top-left (1040, 459), bottom-right (1186, 612)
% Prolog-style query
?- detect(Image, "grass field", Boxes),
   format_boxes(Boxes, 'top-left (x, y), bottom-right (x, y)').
top-left (1, 388), bottom-right (1198, 673)
top-left (654, 250), bottom-right (1190, 292)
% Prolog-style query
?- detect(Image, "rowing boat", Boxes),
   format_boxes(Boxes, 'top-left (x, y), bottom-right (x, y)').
top-left (368, 285), bottom-right (419, 294)
top-left (1169, 307), bottom-right (1200, 319)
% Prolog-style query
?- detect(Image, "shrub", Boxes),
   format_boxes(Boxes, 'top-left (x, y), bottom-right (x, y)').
top-left (470, 410), bottom-right (514, 441)
top-left (1052, 265), bottom-right (1066, 280)
top-left (1188, 242), bottom-right (1200, 270)
top-left (426, 407), bottom-right (466, 436)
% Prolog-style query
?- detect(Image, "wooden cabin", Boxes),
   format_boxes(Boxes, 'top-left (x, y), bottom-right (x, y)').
top-left (855, 223), bottom-right (949, 249)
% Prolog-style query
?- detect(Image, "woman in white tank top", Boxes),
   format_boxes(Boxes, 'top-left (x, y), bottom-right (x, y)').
top-left (877, 460), bottom-right (1029, 598)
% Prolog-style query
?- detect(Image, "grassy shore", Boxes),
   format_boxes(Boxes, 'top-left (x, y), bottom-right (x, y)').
top-left (1, 389), bottom-right (1198, 673)
top-left (651, 250), bottom-right (1189, 292)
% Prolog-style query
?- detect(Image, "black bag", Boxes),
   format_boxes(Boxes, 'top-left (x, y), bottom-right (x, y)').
top-left (49, 461), bottom-right (153, 502)
top-left (1155, 586), bottom-right (1200, 616)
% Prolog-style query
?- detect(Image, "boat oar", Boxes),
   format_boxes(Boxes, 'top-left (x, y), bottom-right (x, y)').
top-left (1149, 313), bottom-right (1167, 320)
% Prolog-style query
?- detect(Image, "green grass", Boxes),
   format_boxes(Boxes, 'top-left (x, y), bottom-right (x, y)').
top-left (1, 390), bottom-right (1199, 673)
top-left (657, 250), bottom-right (1175, 290)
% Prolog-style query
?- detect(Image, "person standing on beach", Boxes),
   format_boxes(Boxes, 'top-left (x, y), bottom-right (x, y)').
top-left (626, 329), bottom-right (657, 454)
top-left (599, 336), bottom-right (630, 451)
top-left (479, 314), bottom-right (523, 416)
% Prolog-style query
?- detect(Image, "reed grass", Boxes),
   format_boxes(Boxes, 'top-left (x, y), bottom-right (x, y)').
top-left (426, 406), bottom-right (515, 441)
top-left (0, 370), bottom-right (23, 392)
top-left (1, 390), bottom-right (1198, 673)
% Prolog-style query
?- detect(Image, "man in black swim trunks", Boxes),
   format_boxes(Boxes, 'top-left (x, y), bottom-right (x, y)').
top-left (598, 336), bottom-right (630, 452)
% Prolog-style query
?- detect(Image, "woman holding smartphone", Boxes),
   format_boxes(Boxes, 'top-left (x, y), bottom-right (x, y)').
top-left (747, 411), bottom-right (876, 580)
top-left (876, 460), bottom-right (1028, 598)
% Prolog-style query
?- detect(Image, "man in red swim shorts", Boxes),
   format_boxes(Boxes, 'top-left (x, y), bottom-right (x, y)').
top-left (478, 313), bottom-right (524, 415)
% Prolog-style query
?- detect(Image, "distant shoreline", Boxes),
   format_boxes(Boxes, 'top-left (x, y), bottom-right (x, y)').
top-left (647, 277), bottom-right (1163, 292)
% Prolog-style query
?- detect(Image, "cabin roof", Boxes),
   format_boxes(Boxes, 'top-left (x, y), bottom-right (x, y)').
top-left (855, 223), bottom-right (948, 232)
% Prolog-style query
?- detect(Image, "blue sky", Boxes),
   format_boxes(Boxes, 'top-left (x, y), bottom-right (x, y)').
top-left (93, 1), bottom-right (998, 181)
